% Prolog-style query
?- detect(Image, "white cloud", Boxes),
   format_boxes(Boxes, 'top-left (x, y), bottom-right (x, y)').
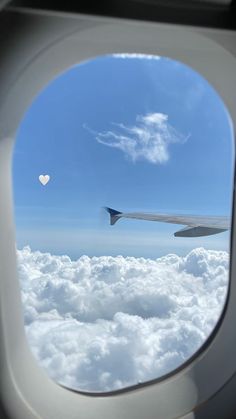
top-left (112, 53), bottom-right (161, 60)
top-left (93, 113), bottom-right (189, 164)
top-left (18, 246), bottom-right (229, 392)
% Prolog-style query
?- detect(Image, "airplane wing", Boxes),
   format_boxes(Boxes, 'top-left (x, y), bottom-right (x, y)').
top-left (105, 207), bottom-right (230, 237)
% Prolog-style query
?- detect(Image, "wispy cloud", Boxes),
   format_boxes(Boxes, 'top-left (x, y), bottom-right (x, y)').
top-left (86, 113), bottom-right (189, 165)
top-left (112, 53), bottom-right (161, 61)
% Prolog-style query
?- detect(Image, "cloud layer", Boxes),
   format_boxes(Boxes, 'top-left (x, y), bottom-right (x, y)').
top-left (18, 247), bottom-right (228, 392)
top-left (94, 113), bottom-right (188, 164)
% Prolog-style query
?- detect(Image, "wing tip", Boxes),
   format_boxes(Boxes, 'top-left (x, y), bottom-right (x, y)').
top-left (105, 207), bottom-right (122, 226)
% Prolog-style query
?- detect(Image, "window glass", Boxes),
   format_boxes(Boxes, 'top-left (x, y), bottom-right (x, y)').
top-left (13, 53), bottom-right (234, 393)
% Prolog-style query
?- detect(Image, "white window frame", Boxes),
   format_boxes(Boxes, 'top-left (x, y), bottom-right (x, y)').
top-left (0, 7), bottom-right (236, 419)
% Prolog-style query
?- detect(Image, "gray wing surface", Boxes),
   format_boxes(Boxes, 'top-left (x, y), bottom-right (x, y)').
top-left (105, 207), bottom-right (230, 237)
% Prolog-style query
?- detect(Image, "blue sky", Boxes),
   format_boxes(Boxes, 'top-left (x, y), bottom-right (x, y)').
top-left (12, 54), bottom-right (234, 259)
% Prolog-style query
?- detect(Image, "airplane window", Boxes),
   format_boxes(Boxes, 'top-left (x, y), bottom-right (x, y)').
top-left (13, 53), bottom-right (234, 393)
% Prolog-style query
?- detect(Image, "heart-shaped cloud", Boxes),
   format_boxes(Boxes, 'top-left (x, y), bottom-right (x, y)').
top-left (39, 174), bottom-right (50, 186)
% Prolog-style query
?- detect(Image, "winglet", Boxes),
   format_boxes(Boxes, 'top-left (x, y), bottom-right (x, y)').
top-left (105, 207), bottom-right (122, 226)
